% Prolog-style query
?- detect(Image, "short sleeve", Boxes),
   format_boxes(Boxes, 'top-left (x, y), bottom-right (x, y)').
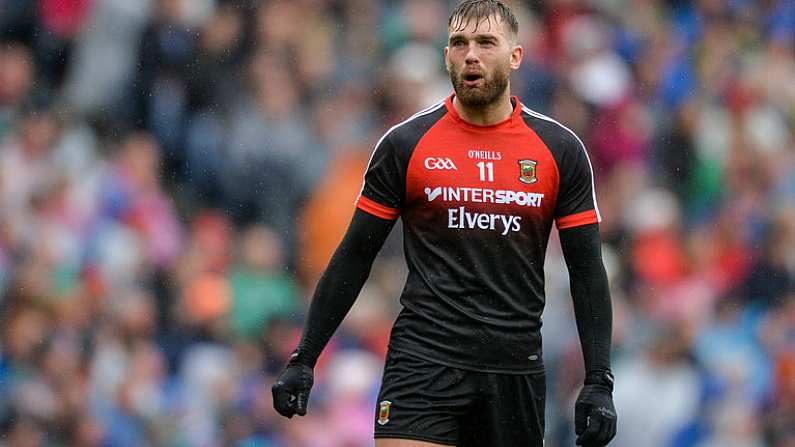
top-left (554, 133), bottom-right (601, 229)
top-left (356, 133), bottom-right (403, 220)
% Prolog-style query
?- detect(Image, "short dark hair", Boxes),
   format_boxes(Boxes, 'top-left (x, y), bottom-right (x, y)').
top-left (448, 0), bottom-right (519, 41)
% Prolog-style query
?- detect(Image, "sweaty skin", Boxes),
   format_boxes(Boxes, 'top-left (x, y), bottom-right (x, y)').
top-left (444, 13), bottom-right (522, 125)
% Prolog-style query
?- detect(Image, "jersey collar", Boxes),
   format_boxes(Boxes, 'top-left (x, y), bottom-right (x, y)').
top-left (445, 93), bottom-right (523, 130)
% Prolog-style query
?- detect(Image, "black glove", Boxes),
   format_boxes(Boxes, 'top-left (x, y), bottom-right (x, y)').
top-left (271, 358), bottom-right (314, 418)
top-left (575, 372), bottom-right (617, 446)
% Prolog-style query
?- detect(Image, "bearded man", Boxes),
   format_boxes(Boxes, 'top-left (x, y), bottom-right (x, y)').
top-left (272, 1), bottom-right (617, 445)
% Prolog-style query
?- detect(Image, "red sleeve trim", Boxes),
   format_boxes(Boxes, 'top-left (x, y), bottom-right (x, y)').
top-left (356, 195), bottom-right (400, 220)
top-left (556, 209), bottom-right (600, 229)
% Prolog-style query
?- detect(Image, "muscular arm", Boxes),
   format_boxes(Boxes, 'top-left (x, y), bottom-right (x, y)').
top-left (292, 208), bottom-right (397, 367)
top-left (559, 223), bottom-right (612, 375)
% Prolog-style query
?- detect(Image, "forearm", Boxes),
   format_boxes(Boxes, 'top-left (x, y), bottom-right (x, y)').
top-left (292, 209), bottom-right (395, 367)
top-left (559, 223), bottom-right (612, 375)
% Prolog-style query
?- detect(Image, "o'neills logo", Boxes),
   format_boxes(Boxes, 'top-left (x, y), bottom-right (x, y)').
top-left (468, 149), bottom-right (502, 160)
top-left (448, 207), bottom-right (522, 235)
top-left (424, 186), bottom-right (543, 207)
top-left (378, 400), bottom-right (391, 425)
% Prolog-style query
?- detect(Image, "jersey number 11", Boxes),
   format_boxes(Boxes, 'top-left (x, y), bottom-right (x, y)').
top-left (477, 162), bottom-right (494, 182)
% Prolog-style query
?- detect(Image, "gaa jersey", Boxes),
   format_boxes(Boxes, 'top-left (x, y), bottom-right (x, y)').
top-left (356, 94), bottom-right (601, 374)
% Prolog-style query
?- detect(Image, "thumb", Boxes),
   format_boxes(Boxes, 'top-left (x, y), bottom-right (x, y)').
top-left (575, 402), bottom-right (588, 435)
top-left (295, 390), bottom-right (309, 416)
top-left (577, 409), bottom-right (603, 446)
top-left (271, 383), bottom-right (297, 418)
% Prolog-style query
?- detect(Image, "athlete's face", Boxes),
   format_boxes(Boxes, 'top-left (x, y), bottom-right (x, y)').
top-left (445, 14), bottom-right (522, 108)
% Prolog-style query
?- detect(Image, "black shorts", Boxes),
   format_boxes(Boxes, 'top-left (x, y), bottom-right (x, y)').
top-left (374, 348), bottom-right (546, 446)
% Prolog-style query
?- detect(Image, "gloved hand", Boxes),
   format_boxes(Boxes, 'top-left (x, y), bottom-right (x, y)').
top-left (575, 373), bottom-right (617, 446)
top-left (271, 359), bottom-right (314, 418)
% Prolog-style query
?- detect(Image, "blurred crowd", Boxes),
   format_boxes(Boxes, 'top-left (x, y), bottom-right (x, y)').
top-left (0, 0), bottom-right (794, 446)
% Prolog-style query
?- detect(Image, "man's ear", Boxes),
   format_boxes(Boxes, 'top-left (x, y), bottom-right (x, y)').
top-left (510, 44), bottom-right (523, 70)
top-left (444, 46), bottom-right (450, 72)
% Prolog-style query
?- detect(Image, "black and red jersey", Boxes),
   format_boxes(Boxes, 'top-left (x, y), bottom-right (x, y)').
top-left (356, 94), bottom-right (601, 373)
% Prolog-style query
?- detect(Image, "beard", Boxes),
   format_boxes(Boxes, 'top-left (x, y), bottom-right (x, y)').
top-left (449, 63), bottom-right (510, 108)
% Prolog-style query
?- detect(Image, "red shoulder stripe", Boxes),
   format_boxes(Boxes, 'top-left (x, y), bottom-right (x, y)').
top-left (556, 209), bottom-right (600, 229)
top-left (356, 195), bottom-right (400, 220)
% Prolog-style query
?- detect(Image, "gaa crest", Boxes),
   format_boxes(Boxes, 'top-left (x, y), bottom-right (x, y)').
top-left (378, 400), bottom-right (392, 425)
top-left (518, 159), bottom-right (538, 184)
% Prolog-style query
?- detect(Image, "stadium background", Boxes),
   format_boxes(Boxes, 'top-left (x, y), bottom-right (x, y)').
top-left (1, 0), bottom-right (794, 445)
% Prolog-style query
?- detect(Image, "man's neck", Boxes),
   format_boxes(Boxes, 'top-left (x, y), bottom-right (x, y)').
top-left (452, 91), bottom-right (514, 126)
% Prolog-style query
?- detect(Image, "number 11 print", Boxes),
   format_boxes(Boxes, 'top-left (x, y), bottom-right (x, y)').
top-left (477, 161), bottom-right (494, 182)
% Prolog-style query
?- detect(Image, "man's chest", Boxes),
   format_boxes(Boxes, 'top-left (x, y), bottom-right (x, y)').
top-left (402, 125), bottom-right (560, 234)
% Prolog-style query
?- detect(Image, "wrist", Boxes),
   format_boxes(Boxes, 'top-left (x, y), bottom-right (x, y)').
top-left (288, 348), bottom-right (317, 369)
top-left (584, 370), bottom-right (614, 392)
